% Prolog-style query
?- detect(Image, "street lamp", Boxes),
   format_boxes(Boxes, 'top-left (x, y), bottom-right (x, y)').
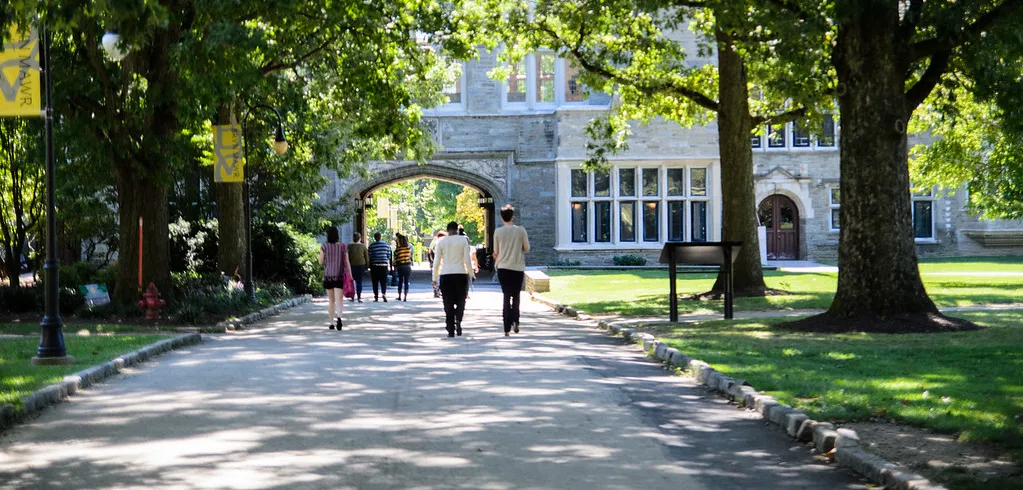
top-left (101, 31), bottom-right (128, 62)
top-left (241, 104), bottom-right (288, 302)
top-left (32, 26), bottom-right (73, 365)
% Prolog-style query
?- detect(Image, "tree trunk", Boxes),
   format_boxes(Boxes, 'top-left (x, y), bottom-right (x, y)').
top-left (216, 183), bottom-right (246, 278)
top-left (711, 31), bottom-right (766, 297)
top-left (112, 164), bottom-right (172, 304)
top-left (215, 104), bottom-right (246, 279)
top-left (827, 6), bottom-right (936, 318)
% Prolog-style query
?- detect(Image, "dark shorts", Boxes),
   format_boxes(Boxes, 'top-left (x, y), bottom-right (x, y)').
top-left (323, 279), bottom-right (343, 290)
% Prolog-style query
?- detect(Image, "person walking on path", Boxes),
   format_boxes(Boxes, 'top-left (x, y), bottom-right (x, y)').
top-left (457, 226), bottom-right (479, 299)
top-left (432, 221), bottom-right (475, 337)
top-left (347, 233), bottom-right (370, 303)
top-left (493, 204), bottom-right (530, 336)
top-left (429, 231), bottom-right (447, 298)
top-left (393, 233), bottom-right (413, 302)
top-left (319, 226), bottom-right (354, 330)
top-left (368, 232), bottom-right (392, 302)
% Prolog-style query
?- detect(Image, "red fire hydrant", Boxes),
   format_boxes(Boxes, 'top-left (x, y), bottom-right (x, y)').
top-left (138, 282), bottom-right (166, 320)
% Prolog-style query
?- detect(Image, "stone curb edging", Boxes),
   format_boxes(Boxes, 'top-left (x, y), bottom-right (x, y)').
top-left (0, 333), bottom-right (202, 431)
top-left (214, 294), bottom-right (313, 331)
top-left (529, 292), bottom-right (948, 490)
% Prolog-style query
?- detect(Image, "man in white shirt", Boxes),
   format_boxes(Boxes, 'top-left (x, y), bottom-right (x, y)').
top-left (432, 221), bottom-right (476, 337)
top-left (492, 205), bottom-right (530, 336)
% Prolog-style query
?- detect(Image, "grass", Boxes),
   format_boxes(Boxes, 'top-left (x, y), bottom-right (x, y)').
top-left (0, 335), bottom-right (171, 406)
top-left (0, 323), bottom-right (178, 336)
top-left (918, 255), bottom-right (1023, 273)
top-left (636, 310), bottom-right (1023, 450)
top-left (545, 257), bottom-right (1023, 316)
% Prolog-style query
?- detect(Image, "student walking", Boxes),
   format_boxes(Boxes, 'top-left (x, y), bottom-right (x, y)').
top-left (428, 231), bottom-right (447, 298)
top-left (319, 226), bottom-right (354, 330)
top-left (493, 205), bottom-right (530, 336)
top-left (348, 233), bottom-right (369, 303)
top-left (393, 233), bottom-right (413, 301)
top-left (432, 221), bottom-right (475, 337)
top-left (456, 226), bottom-right (480, 297)
top-left (368, 232), bottom-right (392, 302)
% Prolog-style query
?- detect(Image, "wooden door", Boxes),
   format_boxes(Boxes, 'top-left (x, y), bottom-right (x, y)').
top-left (758, 195), bottom-right (799, 260)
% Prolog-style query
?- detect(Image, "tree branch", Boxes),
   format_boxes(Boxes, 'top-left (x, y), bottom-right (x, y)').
top-left (906, 51), bottom-right (951, 111)
top-left (910, 0), bottom-right (1023, 61)
top-left (539, 20), bottom-right (720, 112)
top-left (260, 33), bottom-right (337, 74)
top-left (751, 106), bottom-right (808, 126)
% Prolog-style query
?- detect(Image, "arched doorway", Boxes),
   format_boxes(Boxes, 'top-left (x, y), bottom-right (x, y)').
top-left (758, 194), bottom-right (800, 260)
top-left (346, 164), bottom-right (506, 253)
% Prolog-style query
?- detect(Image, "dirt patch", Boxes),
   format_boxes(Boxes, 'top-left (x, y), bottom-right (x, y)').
top-left (777, 312), bottom-right (982, 334)
top-left (844, 421), bottom-right (1022, 489)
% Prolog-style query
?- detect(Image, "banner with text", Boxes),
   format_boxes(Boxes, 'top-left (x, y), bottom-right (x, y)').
top-left (0, 27), bottom-right (42, 117)
top-left (214, 124), bottom-right (244, 182)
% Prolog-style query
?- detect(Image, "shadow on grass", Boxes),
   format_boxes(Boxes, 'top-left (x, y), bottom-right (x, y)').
top-left (642, 310), bottom-right (1023, 451)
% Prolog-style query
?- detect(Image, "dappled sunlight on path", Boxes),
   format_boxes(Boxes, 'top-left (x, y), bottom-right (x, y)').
top-left (0, 290), bottom-right (866, 489)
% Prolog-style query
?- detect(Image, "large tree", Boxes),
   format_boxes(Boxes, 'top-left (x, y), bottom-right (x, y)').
top-left (479, 0), bottom-right (833, 297)
top-left (1, 0), bottom-right (471, 304)
top-left (765, 0), bottom-right (1023, 331)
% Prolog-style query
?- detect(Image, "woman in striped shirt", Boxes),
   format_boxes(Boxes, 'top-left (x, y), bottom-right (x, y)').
top-left (393, 233), bottom-right (413, 301)
top-left (319, 226), bottom-right (353, 330)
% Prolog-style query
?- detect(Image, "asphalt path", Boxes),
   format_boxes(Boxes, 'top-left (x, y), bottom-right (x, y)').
top-left (0, 287), bottom-right (867, 489)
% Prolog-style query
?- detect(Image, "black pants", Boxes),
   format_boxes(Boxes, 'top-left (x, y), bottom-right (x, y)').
top-left (498, 269), bottom-right (524, 332)
top-left (370, 265), bottom-right (389, 298)
top-left (439, 274), bottom-right (469, 334)
top-left (396, 264), bottom-right (412, 297)
top-left (351, 265), bottom-right (366, 299)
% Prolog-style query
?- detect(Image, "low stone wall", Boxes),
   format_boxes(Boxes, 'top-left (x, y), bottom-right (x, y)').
top-left (523, 270), bottom-right (550, 293)
top-left (214, 294), bottom-right (312, 331)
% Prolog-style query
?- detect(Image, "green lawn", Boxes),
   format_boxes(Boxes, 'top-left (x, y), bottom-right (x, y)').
top-left (0, 335), bottom-right (171, 406)
top-left (918, 255), bottom-right (1023, 273)
top-left (635, 310), bottom-right (1023, 450)
top-left (546, 258), bottom-right (1023, 316)
top-left (0, 323), bottom-right (176, 336)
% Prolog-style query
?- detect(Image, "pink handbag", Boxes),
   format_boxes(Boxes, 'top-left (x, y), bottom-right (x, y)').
top-left (341, 244), bottom-right (356, 299)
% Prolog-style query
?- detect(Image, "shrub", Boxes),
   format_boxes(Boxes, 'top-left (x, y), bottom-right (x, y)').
top-left (548, 259), bottom-right (582, 267)
top-left (170, 272), bottom-right (249, 324)
top-left (77, 301), bottom-right (143, 320)
top-left (252, 221), bottom-right (322, 295)
top-left (0, 285), bottom-right (39, 313)
top-left (613, 254), bottom-right (648, 266)
top-left (0, 284), bottom-right (83, 315)
top-left (169, 218), bottom-right (219, 274)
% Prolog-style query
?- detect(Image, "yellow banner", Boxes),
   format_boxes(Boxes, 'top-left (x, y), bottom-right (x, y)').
top-left (0, 27), bottom-right (42, 117)
top-left (213, 125), bottom-right (244, 182)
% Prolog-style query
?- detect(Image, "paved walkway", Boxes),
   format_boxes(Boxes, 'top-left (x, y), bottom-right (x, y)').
top-left (0, 285), bottom-right (866, 489)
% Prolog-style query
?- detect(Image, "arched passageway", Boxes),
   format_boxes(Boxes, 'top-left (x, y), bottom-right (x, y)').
top-left (341, 162), bottom-right (508, 252)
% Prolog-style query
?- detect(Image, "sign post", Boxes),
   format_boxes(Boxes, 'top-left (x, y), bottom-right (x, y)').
top-left (659, 242), bottom-right (743, 321)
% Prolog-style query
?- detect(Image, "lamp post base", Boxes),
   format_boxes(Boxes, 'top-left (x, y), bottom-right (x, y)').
top-left (31, 355), bottom-right (75, 366)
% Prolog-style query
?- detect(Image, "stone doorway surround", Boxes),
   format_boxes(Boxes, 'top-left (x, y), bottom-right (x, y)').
top-left (755, 166), bottom-right (813, 261)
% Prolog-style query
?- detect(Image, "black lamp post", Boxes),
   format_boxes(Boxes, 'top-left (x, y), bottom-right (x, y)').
top-left (241, 105), bottom-right (288, 302)
top-left (34, 28), bottom-right (126, 365)
top-left (33, 26), bottom-right (72, 365)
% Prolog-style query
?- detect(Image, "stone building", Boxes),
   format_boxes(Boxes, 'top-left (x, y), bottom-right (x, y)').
top-left (321, 45), bottom-right (1023, 266)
